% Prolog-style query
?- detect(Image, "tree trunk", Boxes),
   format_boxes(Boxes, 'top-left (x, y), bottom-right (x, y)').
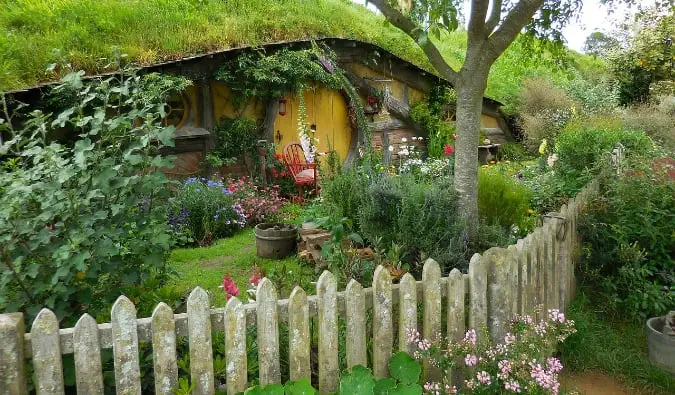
top-left (453, 68), bottom-right (489, 232)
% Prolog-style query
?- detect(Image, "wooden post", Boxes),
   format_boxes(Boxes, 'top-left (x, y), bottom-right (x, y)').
top-left (422, 259), bottom-right (442, 381)
top-left (288, 286), bottom-right (311, 381)
top-left (151, 303), bottom-right (178, 395)
top-left (372, 265), bottom-right (393, 379)
top-left (0, 313), bottom-right (27, 394)
top-left (257, 278), bottom-right (281, 385)
top-left (398, 273), bottom-right (418, 354)
top-left (224, 297), bottom-right (248, 395)
top-left (31, 308), bottom-right (65, 395)
top-left (317, 271), bottom-right (339, 394)
top-left (73, 314), bottom-right (104, 394)
top-left (345, 279), bottom-right (367, 368)
top-left (468, 253), bottom-right (488, 333)
top-left (112, 296), bottom-right (141, 395)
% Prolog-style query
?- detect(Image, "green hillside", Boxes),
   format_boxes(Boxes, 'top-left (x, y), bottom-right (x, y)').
top-left (0, 0), bottom-right (605, 107)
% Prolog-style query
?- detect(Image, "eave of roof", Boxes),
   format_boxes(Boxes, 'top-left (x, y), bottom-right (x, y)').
top-left (5, 37), bottom-right (503, 107)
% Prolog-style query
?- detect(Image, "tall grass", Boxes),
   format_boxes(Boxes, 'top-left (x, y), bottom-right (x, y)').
top-left (0, 0), bottom-right (605, 107)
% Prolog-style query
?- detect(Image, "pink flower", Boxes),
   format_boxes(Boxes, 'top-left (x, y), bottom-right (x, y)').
top-left (464, 329), bottom-right (477, 345)
top-left (222, 275), bottom-right (240, 300)
top-left (249, 268), bottom-right (263, 287)
top-left (465, 354), bottom-right (478, 367)
top-left (444, 144), bottom-right (455, 155)
top-left (498, 359), bottom-right (512, 375)
top-left (548, 309), bottom-right (566, 323)
top-left (476, 371), bottom-right (491, 385)
top-left (547, 357), bottom-right (563, 373)
top-left (504, 379), bottom-right (521, 392)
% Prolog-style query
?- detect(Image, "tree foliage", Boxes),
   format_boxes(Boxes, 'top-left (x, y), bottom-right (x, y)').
top-left (0, 64), bottom-right (190, 324)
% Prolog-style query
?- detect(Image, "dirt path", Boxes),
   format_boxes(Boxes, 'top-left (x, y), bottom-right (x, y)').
top-left (562, 370), bottom-right (633, 395)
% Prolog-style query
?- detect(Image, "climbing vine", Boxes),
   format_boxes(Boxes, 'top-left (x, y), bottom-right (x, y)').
top-left (214, 43), bottom-right (371, 158)
top-left (409, 85), bottom-right (456, 158)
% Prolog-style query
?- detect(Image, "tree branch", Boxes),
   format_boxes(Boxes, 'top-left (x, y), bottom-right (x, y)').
top-left (486, 0), bottom-right (545, 61)
top-left (468, 0), bottom-right (490, 37)
top-left (484, 0), bottom-right (503, 34)
top-left (368, 0), bottom-right (458, 84)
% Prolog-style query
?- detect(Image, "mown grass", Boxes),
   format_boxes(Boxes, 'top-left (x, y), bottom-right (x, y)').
top-left (168, 229), bottom-right (314, 308)
top-left (559, 292), bottom-right (675, 395)
top-left (0, 0), bottom-right (606, 107)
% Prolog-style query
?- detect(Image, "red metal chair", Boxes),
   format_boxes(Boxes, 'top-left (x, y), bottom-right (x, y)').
top-left (282, 142), bottom-right (318, 202)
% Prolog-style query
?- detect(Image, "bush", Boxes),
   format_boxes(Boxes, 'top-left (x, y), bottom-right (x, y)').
top-left (498, 142), bottom-right (534, 162)
top-left (578, 157), bottom-right (675, 322)
top-left (0, 69), bottom-right (188, 323)
top-left (226, 176), bottom-right (286, 226)
top-left (478, 168), bottom-right (533, 234)
top-left (518, 78), bottom-right (577, 151)
top-left (205, 116), bottom-right (258, 167)
top-left (621, 102), bottom-right (675, 150)
top-left (319, 168), bottom-right (366, 228)
top-left (170, 178), bottom-right (246, 245)
top-left (409, 85), bottom-right (456, 158)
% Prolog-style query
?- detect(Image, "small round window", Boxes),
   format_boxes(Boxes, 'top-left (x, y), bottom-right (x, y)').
top-left (163, 94), bottom-right (188, 128)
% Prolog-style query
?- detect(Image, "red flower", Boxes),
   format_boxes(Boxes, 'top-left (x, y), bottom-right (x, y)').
top-left (367, 95), bottom-right (377, 105)
top-left (275, 154), bottom-right (283, 160)
top-left (249, 267), bottom-right (264, 287)
top-left (222, 275), bottom-right (240, 300)
top-left (280, 171), bottom-right (287, 177)
top-left (444, 144), bottom-right (455, 155)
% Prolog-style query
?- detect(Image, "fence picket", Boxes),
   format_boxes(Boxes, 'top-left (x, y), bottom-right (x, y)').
top-left (31, 309), bottom-right (65, 395)
top-left (345, 279), bottom-right (367, 368)
top-left (187, 287), bottom-right (215, 395)
top-left (517, 236), bottom-right (533, 314)
top-left (372, 265), bottom-right (393, 379)
top-left (543, 224), bottom-right (557, 311)
top-left (532, 230), bottom-right (545, 319)
top-left (224, 297), bottom-right (247, 395)
top-left (317, 271), bottom-right (339, 394)
top-left (73, 314), bottom-right (104, 394)
top-left (447, 268), bottom-right (465, 343)
top-left (151, 303), bottom-right (178, 395)
top-left (288, 286), bottom-right (311, 381)
top-left (0, 313), bottom-right (26, 395)
top-left (422, 259), bottom-right (442, 381)
top-left (468, 253), bottom-right (487, 332)
top-left (257, 278), bottom-right (281, 385)
top-left (485, 248), bottom-right (514, 342)
top-left (111, 296), bottom-right (141, 395)
top-left (446, 268), bottom-right (465, 387)
top-left (398, 273), bottom-right (418, 354)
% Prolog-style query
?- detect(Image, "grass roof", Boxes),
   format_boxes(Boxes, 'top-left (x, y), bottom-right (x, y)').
top-left (0, 0), bottom-right (605, 108)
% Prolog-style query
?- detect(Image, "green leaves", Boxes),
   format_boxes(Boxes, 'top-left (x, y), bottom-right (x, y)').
top-left (244, 379), bottom-right (316, 395)
top-left (0, 68), bottom-right (186, 324)
top-left (388, 352), bottom-right (421, 385)
top-left (339, 365), bottom-right (375, 395)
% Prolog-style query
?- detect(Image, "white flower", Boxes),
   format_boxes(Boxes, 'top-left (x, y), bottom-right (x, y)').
top-left (401, 137), bottom-right (408, 143)
top-left (388, 145), bottom-right (394, 152)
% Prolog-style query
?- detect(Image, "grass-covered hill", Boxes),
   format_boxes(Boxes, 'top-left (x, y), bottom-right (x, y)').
top-left (0, 0), bottom-right (606, 108)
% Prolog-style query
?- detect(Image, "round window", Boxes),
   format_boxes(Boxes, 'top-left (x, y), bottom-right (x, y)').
top-left (163, 94), bottom-right (188, 128)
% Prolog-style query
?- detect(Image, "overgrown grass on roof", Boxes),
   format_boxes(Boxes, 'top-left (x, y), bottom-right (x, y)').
top-left (0, 0), bottom-right (608, 108)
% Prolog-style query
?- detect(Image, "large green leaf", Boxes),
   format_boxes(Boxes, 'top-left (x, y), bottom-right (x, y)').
top-left (388, 352), bottom-right (421, 385)
top-left (339, 365), bottom-right (375, 395)
top-left (373, 378), bottom-right (396, 395)
top-left (285, 379), bottom-right (317, 395)
top-left (388, 384), bottom-right (422, 395)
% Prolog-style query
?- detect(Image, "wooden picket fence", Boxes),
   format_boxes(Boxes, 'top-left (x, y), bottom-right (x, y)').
top-left (0, 180), bottom-right (600, 395)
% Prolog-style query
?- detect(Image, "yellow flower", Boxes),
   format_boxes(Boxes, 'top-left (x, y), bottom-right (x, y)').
top-left (527, 209), bottom-right (535, 215)
top-left (489, 160), bottom-right (496, 164)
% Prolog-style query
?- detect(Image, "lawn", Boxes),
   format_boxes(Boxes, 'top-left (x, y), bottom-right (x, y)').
top-left (559, 292), bottom-right (675, 395)
top-left (167, 229), bottom-right (315, 308)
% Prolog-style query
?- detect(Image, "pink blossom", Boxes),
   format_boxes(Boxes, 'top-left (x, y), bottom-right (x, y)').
top-left (417, 339), bottom-right (431, 351)
top-left (548, 309), bottom-right (566, 323)
top-left (476, 371), bottom-right (491, 385)
top-left (464, 354), bottom-right (478, 367)
top-left (504, 332), bottom-right (516, 345)
top-left (547, 357), bottom-right (563, 373)
top-left (504, 379), bottom-right (521, 392)
top-left (222, 275), bottom-right (240, 300)
top-left (498, 359), bottom-right (512, 375)
top-left (463, 329), bottom-right (477, 345)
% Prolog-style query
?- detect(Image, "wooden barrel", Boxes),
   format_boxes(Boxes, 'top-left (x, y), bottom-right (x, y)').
top-left (254, 223), bottom-right (298, 259)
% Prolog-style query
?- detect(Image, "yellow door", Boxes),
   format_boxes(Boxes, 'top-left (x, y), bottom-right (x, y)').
top-left (274, 87), bottom-right (351, 163)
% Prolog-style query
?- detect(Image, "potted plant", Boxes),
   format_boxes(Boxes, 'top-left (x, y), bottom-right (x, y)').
top-left (646, 310), bottom-right (675, 374)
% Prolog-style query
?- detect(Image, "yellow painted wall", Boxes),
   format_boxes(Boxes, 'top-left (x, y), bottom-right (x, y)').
top-left (273, 86), bottom-right (351, 162)
top-left (347, 63), bottom-right (425, 105)
top-left (481, 114), bottom-right (499, 128)
top-left (211, 81), bottom-right (265, 121)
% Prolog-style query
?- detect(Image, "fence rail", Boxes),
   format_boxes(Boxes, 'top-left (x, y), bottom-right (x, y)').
top-left (0, 180), bottom-right (600, 395)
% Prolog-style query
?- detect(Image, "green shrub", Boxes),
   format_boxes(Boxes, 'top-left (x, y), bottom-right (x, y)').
top-left (170, 178), bottom-right (246, 245)
top-left (621, 102), bottom-right (675, 150)
top-left (0, 69), bottom-right (188, 324)
top-left (478, 168), bottom-right (533, 234)
top-left (578, 157), bottom-right (675, 322)
top-left (409, 85), bottom-right (455, 158)
top-left (319, 169), bottom-right (366, 229)
top-left (498, 142), bottom-right (534, 162)
top-left (206, 117), bottom-right (259, 167)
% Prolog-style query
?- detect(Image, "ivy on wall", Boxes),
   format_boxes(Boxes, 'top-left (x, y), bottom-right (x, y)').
top-left (213, 43), bottom-right (371, 155)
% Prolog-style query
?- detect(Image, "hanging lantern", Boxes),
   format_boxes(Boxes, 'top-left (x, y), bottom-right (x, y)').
top-left (278, 96), bottom-right (287, 116)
